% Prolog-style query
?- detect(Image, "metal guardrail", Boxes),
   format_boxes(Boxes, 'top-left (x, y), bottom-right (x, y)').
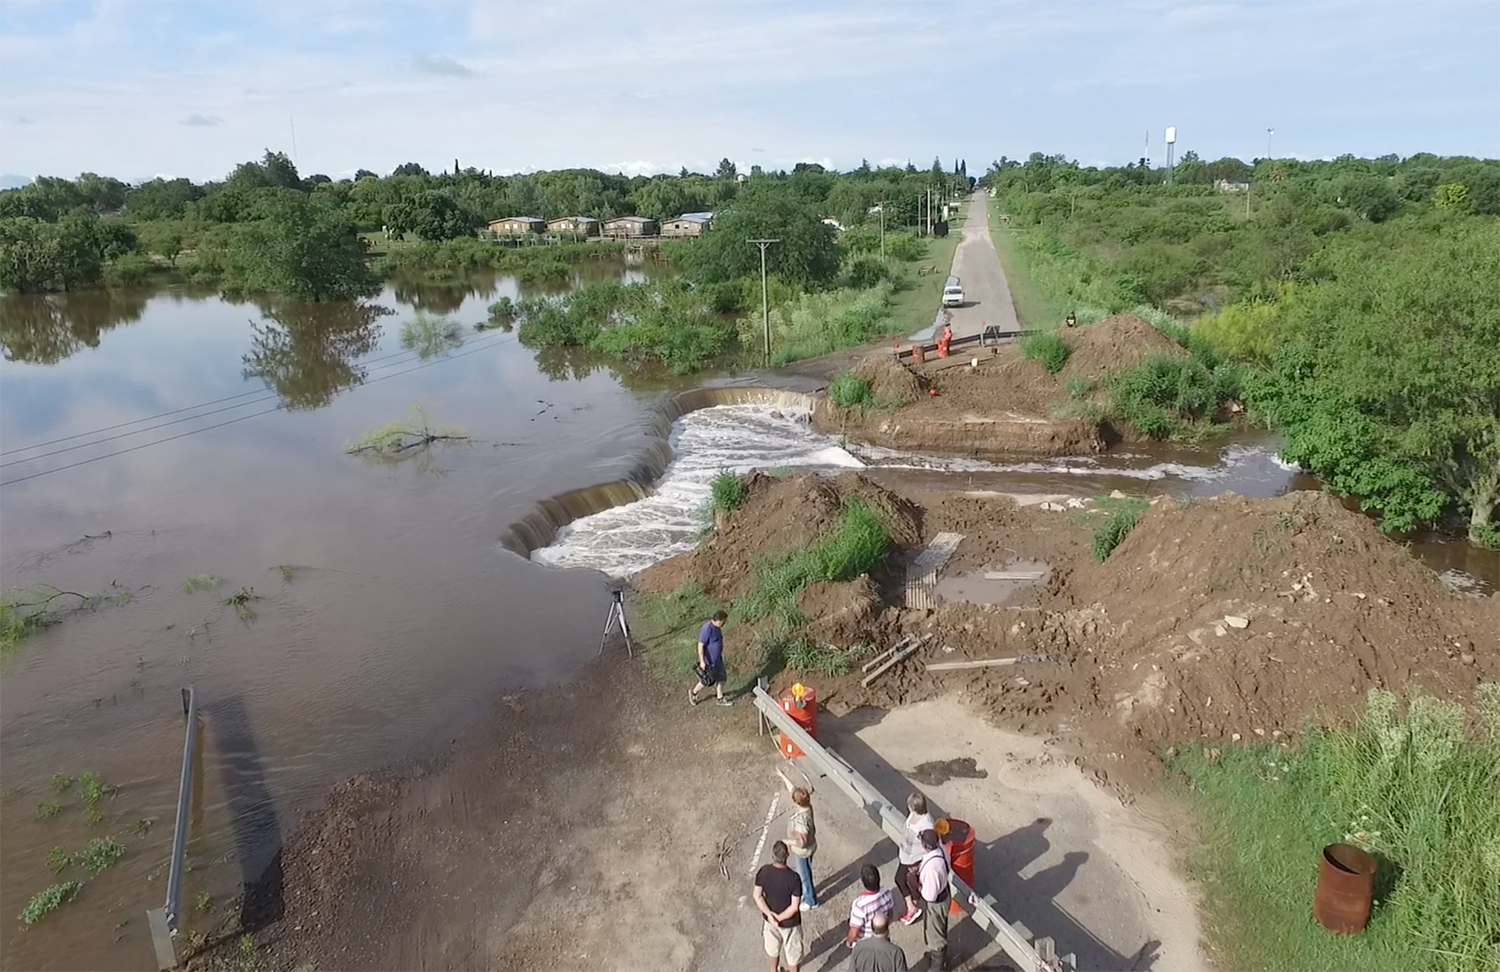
top-left (894, 327), bottom-right (1037, 362)
top-left (147, 686), bottom-right (200, 971)
top-left (751, 685), bottom-right (1075, 972)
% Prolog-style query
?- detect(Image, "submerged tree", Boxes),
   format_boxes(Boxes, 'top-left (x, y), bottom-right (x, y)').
top-left (223, 193), bottom-right (378, 301)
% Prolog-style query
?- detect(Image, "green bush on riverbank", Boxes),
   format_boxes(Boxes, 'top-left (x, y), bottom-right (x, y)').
top-left (1165, 687), bottom-right (1500, 972)
top-left (516, 279), bottom-right (734, 373)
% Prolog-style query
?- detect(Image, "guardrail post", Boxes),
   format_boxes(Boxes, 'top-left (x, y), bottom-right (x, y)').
top-left (147, 686), bottom-right (199, 971)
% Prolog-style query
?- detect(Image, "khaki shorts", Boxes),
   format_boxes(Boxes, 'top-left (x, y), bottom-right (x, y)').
top-left (762, 921), bottom-right (805, 965)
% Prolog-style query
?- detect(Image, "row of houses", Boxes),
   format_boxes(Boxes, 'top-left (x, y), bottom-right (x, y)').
top-left (486, 212), bottom-right (713, 239)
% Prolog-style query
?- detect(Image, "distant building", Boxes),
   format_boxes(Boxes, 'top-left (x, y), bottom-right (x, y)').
top-left (489, 216), bottom-right (545, 235)
top-left (821, 216), bottom-right (846, 231)
top-left (1215, 179), bottom-right (1250, 193)
top-left (547, 216), bottom-right (600, 236)
top-left (660, 212), bottom-right (713, 238)
top-left (602, 215), bottom-right (658, 238)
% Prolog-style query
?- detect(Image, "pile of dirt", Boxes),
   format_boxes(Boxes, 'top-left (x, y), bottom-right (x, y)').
top-left (776, 489), bottom-right (1497, 791)
top-left (1056, 491), bottom-right (1498, 746)
top-left (636, 471), bottom-right (922, 604)
top-left (1061, 313), bottom-right (1187, 381)
top-left (851, 354), bottom-right (927, 406)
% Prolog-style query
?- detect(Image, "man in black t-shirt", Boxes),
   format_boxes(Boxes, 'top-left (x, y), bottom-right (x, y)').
top-left (752, 840), bottom-right (805, 972)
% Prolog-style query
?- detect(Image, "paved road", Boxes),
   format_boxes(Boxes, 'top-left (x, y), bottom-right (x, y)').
top-left (933, 190), bottom-right (1023, 342)
top-left (702, 699), bottom-right (1204, 972)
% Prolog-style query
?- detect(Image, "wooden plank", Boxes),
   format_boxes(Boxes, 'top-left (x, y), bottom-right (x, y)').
top-left (983, 570), bottom-right (1048, 581)
top-left (925, 657), bottom-right (1021, 672)
top-left (908, 532), bottom-right (964, 582)
top-left (862, 635), bottom-right (931, 687)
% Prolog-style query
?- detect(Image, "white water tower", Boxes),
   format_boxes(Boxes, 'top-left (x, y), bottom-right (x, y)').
top-left (1165, 126), bottom-right (1177, 184)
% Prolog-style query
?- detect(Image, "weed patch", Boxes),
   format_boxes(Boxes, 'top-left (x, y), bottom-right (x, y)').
top-left (183, 574), bottom-right (219, 594)
top-left (19, 882), bottom-right (83, 926)
top-left (76, 837), bottom-right (125, 873)
top-left (346, 402), bottom-right (468, 462)
top-left (828, 372), bottom-right (873, 408)
top-left (1090, 497), bottom-right (1148, 562)
top-left (705, 471), bottom-right (748, 523)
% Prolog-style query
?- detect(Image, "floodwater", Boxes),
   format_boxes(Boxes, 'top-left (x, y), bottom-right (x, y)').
top-left (2, 265), bottom-right (1494, 971)
top-left (0, 262), bottom-right (684, 971)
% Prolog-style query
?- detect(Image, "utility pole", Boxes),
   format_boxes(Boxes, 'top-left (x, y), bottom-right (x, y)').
top-left (1266, 128), bottom-right (1274, 160)
top-left (877, 201), bottom-right (886, 260)
top-left (749, 238), bottom-right (780, 364)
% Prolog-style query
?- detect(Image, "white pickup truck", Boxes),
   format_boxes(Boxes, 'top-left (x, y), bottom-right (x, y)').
top-left (941, 275), bottom-right (965, 307)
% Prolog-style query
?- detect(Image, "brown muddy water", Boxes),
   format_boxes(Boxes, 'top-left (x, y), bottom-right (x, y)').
top-left (2, 266), bottom-right (1494, 970)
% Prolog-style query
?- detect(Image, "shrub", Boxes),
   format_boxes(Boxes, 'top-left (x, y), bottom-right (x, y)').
top-left (1066, 376), bottom-right (1092, 399)
top-left (749, 284), bottom-right (896, 366)
top-left (486, 296), bottom-right (517, 320)
top-left (1107, 353), bottom-right (1224, 436)
top-left (828, 372), bottom-right (873, 408)
top-left (1020, 330), bottom-right (1071, 373)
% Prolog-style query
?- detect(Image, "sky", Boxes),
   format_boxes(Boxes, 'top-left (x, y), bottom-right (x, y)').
top-left (1, 0), bottom-right (1497, 185)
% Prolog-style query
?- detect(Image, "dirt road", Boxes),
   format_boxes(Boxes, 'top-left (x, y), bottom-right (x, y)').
top-left (945, 191), bottom-right (1023, 340)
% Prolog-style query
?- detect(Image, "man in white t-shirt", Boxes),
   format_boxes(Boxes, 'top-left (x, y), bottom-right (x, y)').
top-left (845, 864), bottom-right (896, 948)
top-left (896, 792), bottom-right (935, 925)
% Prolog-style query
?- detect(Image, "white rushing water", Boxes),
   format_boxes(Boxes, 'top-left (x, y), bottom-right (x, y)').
top-left (532, 405), bottom-right (862, 576)
top-left (534, 404), bottom-right (1298, 576)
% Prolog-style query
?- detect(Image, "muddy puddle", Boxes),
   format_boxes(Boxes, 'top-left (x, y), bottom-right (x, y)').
top-left (934, 559), bottom-right (1051, 606)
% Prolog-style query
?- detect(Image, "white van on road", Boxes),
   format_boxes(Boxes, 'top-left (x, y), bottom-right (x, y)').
top-left (942, 275), bottom-right (965, 307)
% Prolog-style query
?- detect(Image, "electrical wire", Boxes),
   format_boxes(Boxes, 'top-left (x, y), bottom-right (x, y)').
top-left (1, 329), bottom-right (517, 468)
top-left (0, 332), bottom-right (520, 488)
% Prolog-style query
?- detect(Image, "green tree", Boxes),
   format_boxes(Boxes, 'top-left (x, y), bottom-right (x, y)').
top-left (684, 181), bottom-right (839, 289)
top-left (0, 213), bottom-right (104, 292)
top-left (124, 177), bottom-right (202, 220)
top-left (715, 158), bottom-right (738, 180)
top-left (222, 193), bottom-right (378, 300)
top-left (137, 222), bottom-right (186, 267)
top-left (385, 190), bottom-right (482, 241)
top-left (1255, 222), bottom-right (1500, 540)
top-left (1433, 183), bottom-right (1469, 211)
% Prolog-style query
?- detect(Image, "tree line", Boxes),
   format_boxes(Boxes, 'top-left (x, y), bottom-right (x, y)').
top-left (983, 150), bottom-right (1500, 545)
top-left (0, 153), bottom-right (973, 296)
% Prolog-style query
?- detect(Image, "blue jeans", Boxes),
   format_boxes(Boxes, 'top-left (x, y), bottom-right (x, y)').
top-left (791, 853), bottom-right (817, 907)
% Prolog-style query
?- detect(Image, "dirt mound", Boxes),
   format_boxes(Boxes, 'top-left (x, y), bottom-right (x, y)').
top-left (1062, 313), bottom-right (1187, 381)
top-left (1057, 492), bottom-right (1498, 746)
top-left (852, 354), bottom-right (927, 406)
top-left (637, 471), bottom-right (922, 603)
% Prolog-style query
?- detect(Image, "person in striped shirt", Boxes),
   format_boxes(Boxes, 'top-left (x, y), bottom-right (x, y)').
top-left (845, 864), bottom-right (897, 948)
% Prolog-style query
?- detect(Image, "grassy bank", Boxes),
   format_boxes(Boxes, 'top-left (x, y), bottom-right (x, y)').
top-left (631, 493), bottom-right (892, 691)
top-left (1165, 687), bottom-right (1500, 972)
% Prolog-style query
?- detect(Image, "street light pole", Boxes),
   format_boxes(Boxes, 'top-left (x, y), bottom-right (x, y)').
top-left (749, 238), bottom-right (780, 364)
top-left (878, 201), bottom-right (885, 260)
top-left (1266, 127), bottom-right (1274, 160)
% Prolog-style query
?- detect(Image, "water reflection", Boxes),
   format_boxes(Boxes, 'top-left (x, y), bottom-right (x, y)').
top-left (391, 275), bottom-right (488, 316)
top-left (0, 291), bottom-right (151, 364)
top-left (239, 297), bottom-right (392, 410)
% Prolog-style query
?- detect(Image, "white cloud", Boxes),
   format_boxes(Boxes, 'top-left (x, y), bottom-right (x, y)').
top-left (410, 53), bottom-right (474, 79)
top-left (182, 113), bottom-right (221, 127)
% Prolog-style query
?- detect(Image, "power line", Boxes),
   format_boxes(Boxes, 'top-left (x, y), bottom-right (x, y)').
top-left (1, 332), bottom-right (519, 488)
top-left (2, 329), bottom-right (516, 465)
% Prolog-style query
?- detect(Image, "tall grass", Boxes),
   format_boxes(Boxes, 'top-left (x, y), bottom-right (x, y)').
top-left (828, 372), bottom-right (873, 408)
top-left (734, 498), bottom-right (890, 624)
top-left (1166, 686), bottom-right (1500, 972)
top-left (1090, 496), bottom-right (1148, 561)
top-left (1106, 353), bottom-right (1240, 439)
top-left (1020, 330), bottom-right (1072, 374)
top-left (749, 284), bottom-right (898, 365)
top-left (703, 471), bottom-right (747, 525)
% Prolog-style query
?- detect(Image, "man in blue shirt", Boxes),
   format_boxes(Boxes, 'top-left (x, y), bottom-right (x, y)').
top-left (689, 610), bottom-right (732, 707)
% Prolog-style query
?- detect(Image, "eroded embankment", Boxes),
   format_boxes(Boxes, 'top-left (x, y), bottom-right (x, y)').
top-left (813, 314), bottom-right (1187, 458)
top-left (498, 386), bottom-right (820, 557)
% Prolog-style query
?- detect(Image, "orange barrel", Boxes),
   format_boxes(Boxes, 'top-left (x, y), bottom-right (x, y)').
top-left (778, 684), bottom-right (818, 758)
top-left (1313, 843), bottom-right (1376, 933)
top-left (912, 344), bottom-right (925, 363)
top-left (939, 818), bottom-right (976, 915)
